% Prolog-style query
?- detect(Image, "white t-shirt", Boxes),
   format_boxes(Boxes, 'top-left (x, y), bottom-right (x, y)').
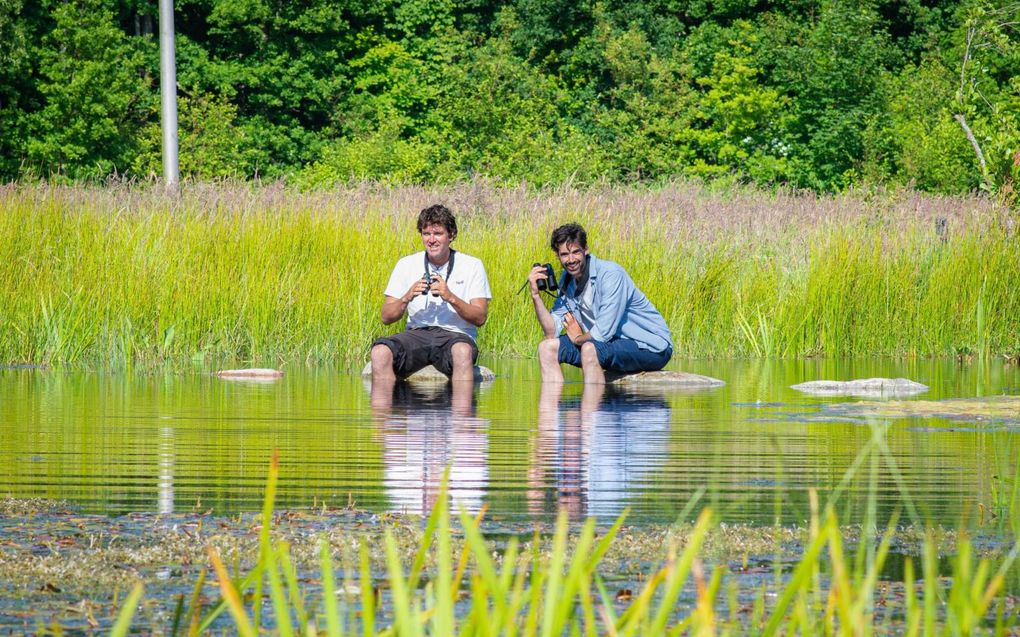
top-left (384, 250), bottom-right (492, 341)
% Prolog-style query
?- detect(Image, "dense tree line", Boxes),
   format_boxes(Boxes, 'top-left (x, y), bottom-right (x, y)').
top-left (0, 0), bottom-right (1017, 194)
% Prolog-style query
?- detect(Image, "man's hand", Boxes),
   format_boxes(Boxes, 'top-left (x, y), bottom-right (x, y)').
top-left (429, 274), bottom-right (450, 301)
top-left (382, 277), bottom-right (430, 324)
top-left (564, 312), bottom-right (584, 342)
top-left (403, 277), bottom-right (430, 302)
top-left (422, 274), bottom-right (488, 326)
top-left (528, 264), bottom-right (550, 296)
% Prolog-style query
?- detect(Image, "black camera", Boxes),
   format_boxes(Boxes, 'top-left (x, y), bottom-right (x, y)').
top-left (533, 263), bottom-right (558, 292)
top-left (420, 272), bottom-right (432, 295)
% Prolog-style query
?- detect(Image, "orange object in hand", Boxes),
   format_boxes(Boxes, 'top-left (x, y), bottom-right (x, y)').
top-left (564, 312), bottom-right (584, 341)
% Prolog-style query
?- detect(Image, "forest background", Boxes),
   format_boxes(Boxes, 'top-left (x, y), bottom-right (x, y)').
top-left (0, 0), bottom-right (1018, 196)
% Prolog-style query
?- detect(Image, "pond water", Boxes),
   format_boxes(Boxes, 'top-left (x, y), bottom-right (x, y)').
top-left (1, 358), bottom-right (1018, 526)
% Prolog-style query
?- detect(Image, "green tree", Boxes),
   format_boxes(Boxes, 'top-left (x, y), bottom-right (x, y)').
top-left (683, 22), bottom-right (794, 184)
top-left (173, 0), bottom-right (361, 177)
top-left (874, 0), bottom-right (1019, 195)
top-left (0, 0), bottom-right (33, 178)
top-left (22, 0), bottom-right (151, 179)
top-left (591, 20), bottom-right (698, 180)
top-left (296, 36), bottom-right (438, 184)
top-left (947, 0), bottom-right (1020, 194)
top-left (425, 16), bottom-right (607, 185)
top-left (774, 1), bottom-right (900, 190)
top-left (133, 91), bottom-right (250, 179)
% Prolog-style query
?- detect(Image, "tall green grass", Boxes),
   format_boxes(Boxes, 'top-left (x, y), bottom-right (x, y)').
top-left (2, 182), bottom-right (1018, 367)
top-left (106, 443), bottom-right (1019, 636)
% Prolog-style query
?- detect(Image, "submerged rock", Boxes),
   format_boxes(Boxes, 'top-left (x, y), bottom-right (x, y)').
top-left (823, 395), bottom-right (1020, 423)
top-left (215, 368), bottom-right (284, 380)
top-left (791, 378), bottom-right (928, 397)
top-left (606, 370), bottom-right (725, 388)
top-left (360, 362), bottom-right (495, 383)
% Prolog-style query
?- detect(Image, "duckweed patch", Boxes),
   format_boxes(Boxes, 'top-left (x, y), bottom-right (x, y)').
top-left (823, 396), bottom-right (1020, 428)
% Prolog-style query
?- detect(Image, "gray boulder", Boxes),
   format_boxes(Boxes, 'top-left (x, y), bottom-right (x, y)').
top-left (360, 362), bottom-right (495, 383)
top-left (606, 370), bottom-right (725, 388)
top-left (791, 377), bottom-right (928, 398)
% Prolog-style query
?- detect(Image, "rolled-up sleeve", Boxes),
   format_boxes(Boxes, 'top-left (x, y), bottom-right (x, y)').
top-left (550, 295), bottom-right (568, 335)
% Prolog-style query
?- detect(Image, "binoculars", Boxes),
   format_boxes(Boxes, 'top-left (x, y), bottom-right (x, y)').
top-left (533, 263), bottom-right (558, 292)
top-left (421, 272), bottom-right (437, 295)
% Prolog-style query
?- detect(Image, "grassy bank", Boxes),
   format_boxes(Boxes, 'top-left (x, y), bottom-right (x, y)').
top-left (1, 182), bottom-right (1018, 368)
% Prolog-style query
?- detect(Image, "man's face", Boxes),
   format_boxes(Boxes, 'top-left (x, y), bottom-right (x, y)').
top-left (556, 241), bottom-right (588, 279)
top-left (420, 223), bottom-right (453, 262)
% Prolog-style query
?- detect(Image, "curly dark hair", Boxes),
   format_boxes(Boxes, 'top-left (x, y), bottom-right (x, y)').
top-left (417, 204), bottom-right (458, 239)
top-left (550, 223), bottom-right (587, 252)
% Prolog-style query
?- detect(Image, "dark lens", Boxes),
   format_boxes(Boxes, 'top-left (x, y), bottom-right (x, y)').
top-left (545, 264), bottom-right (558, 291)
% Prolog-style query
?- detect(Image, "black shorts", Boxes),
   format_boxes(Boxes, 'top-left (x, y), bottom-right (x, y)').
top-left (372, 327), bottom-right (478, 378)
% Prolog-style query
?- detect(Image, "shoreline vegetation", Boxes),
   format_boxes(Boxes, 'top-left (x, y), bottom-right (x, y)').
top-left (1, 181), bottom-right (1019, 369)
top-left (2, 453), bottom-right (1018, 634)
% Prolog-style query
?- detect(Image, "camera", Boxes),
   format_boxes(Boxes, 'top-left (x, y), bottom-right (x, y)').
top-left (533, 263), bottom-right (558, 292)
top-left (420, 272), bottom-right (432, 295)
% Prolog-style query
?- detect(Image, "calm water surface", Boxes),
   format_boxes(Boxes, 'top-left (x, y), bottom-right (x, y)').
top-left (1, 358), bottom-right (1018, 526)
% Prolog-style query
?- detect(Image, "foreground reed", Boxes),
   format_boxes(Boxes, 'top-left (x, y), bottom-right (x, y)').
top-left (94, 447), bottom-right (1018, 636)
top-left (2, 181), bottom-right (1018, 368)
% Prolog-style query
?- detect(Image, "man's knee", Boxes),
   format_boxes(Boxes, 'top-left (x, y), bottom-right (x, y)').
top-left (579, 341), bottom-right (599, 364)
top-left (538, 338), bottom-right (560, 360)
top-left (450, 341), bottom-right (473, 364)
top-left (371, 344), bottom-right (393, 368)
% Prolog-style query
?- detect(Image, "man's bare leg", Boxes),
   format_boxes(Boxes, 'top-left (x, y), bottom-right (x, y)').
top-left (450, 376), bottom-right (473, 418)
top-left (579, 342), bottom-right (605, 385)
top-left (527, 382), bottom-right (564, 514)
top-left (538, 338), bottom-right (565, 383)
top-left (449, 342), bottom-right (475, 384)
top-left (370, 374), bottom-right (395, 412)
top-left (371, 344), bottom-right (397, 383)
top-left (580, 381), bottom-right (604, 412)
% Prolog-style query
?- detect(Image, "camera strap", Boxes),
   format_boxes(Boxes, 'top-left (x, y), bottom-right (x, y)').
top-left (425, 249), bottom-right (455, 279)
top-left (516, 275), bottom-right (558, 297)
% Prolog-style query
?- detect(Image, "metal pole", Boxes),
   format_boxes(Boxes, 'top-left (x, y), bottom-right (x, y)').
top-left (159, 0), bottom-right (179, 190)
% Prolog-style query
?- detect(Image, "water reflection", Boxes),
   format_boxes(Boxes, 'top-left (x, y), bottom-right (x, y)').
top-left (158, 425), bottom-right (174, 515)
top-left (0, 359), bottom-right (1017, 525)
top-left (530, 383), bottom-right (673, 520)
top-left (370, 379), bottom-right (488, 514)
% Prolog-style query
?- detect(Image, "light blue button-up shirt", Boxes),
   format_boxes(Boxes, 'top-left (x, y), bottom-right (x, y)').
top-left (550, 255), bottom-right (673, 352)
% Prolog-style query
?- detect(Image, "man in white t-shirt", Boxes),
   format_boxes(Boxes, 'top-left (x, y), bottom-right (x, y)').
top-left (371, 205), bottom-right (492, 383)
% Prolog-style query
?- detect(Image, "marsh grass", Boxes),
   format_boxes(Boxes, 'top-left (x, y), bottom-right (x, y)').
top-left (2, 181), bottom-right (1018, 368)
top-left (99, 431), bottom-right (1020, 637)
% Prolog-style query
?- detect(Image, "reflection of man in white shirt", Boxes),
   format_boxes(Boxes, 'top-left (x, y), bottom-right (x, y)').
top-left (371, 205), bottom-right (492, 384)
top-left (372, 382), bottom-right (489, 515)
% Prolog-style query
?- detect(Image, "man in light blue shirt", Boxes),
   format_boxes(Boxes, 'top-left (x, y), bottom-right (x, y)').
top-left (528, 223), bottom-right (673, 383)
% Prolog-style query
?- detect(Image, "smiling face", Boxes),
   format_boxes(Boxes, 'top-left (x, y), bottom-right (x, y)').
top-left (555, 241), bottom-right (588, 280)
top-left (421, 223), bottom-right (453, 265)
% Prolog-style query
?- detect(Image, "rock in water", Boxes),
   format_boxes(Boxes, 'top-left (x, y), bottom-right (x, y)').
top-left (791, 378), bottom-right (928, 398)
top-left (606, 370), bottom-right (725, 388)
top-left (215, 368), bottom-right (284, 379)
top-left (360, 363), bottom-right (495, 383)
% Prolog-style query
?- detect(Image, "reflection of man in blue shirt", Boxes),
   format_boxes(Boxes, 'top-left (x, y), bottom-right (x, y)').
top-left (529, 383), bottom-right (674, 520)
top-left (528, 223), bottom-right (673, 384)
